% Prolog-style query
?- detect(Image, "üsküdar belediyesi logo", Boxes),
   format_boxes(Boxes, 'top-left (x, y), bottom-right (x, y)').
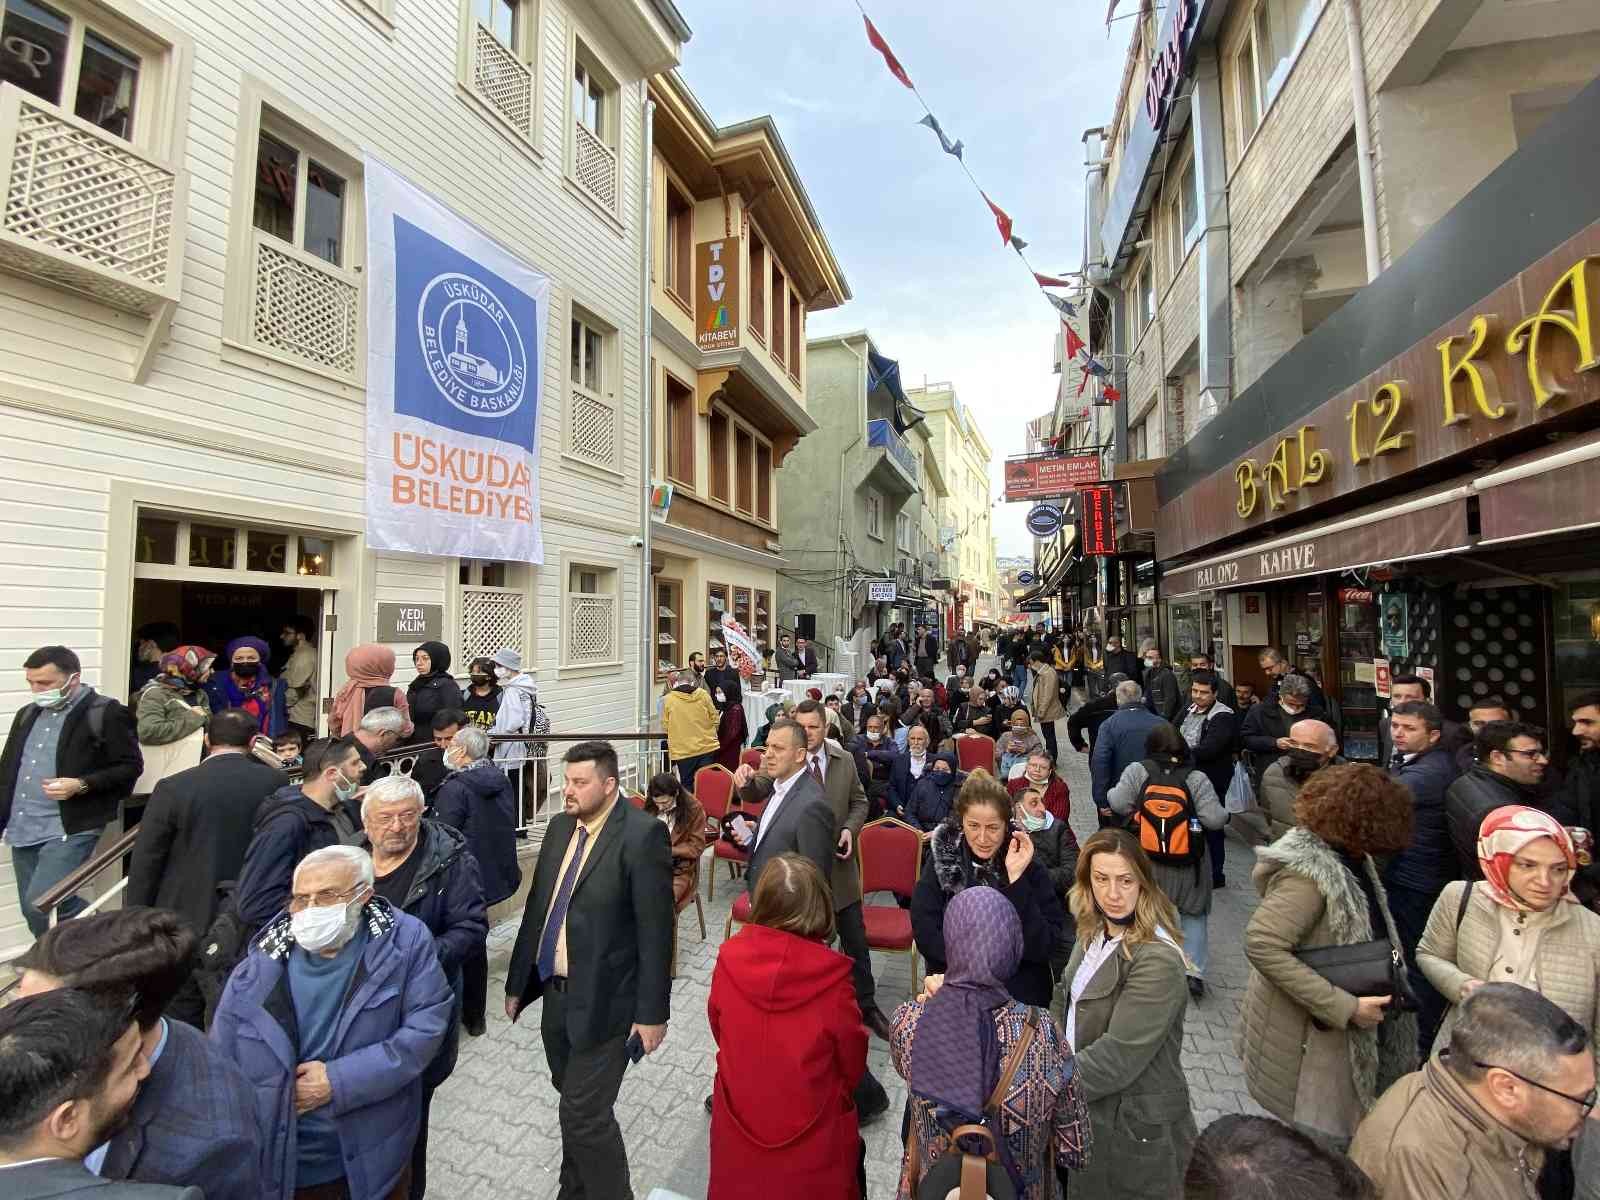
top-left (418, 270), bottom-right (528, 418)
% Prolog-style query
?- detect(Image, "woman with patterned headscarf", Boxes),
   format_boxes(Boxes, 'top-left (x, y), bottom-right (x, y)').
top-left (136, 645), bottom-right (216, 746)
top-left (202, 635), bottom-right (288, 736)
top-left (1419, 806), bottom-right (1600, 1199)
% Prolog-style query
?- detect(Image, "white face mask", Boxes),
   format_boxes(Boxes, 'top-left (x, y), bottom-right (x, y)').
top-left (866, 730), bottom-right (881, 743)
top-left (290, 897), bottom-right (362, 953)
top-left (1145, 657), bottom-right (1159, 668)
top-left (494, 666), bottom-right (515, 681)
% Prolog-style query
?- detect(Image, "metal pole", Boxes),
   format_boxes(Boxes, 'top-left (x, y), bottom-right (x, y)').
top-left (637, 95), bottom-right (656, 734)
top-left (1340, 0), bottom-right (1382, 282)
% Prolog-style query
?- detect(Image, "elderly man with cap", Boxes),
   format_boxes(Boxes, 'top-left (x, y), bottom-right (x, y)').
top-left (488, 648), bottom-right (541, 814)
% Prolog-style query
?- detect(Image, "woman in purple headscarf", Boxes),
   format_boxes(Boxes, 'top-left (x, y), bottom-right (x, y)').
top-left (891, 886), bottom-right (1091, 1200)
top-left (202, 635), bottom-right (288, 736)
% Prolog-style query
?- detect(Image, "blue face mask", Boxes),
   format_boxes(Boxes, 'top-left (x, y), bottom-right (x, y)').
top-left (1019, 808), bottom-right (1050, 832)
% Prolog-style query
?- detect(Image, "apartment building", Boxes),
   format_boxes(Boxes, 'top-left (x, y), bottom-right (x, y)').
top-left (643, 71), bottom-right (847, 679)
top-left (905, 383), bottom-right (1000, 628)
top-left (1079, 0), bottom-right (1600, 761)
top-left (0, 0), bottom-right (688, 948)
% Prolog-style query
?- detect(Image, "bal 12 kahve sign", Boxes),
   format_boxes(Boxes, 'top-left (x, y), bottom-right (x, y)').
top-left (364, 157), bottom-right (550, 563)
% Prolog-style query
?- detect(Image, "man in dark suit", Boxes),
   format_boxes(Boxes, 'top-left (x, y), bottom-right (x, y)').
top-left (794, 635), bottom-right (820, 679)
top-left (0, 989), bottom-right (201, 1199)
top-left (125, 709), bottom-right (288, 940)
top-left (1377, 673), bottom-right (1468, 766)
top-left (505, 741), bottom-right (673, 1200)
top-left (14, 909), bottom-right (261, 1200)
top-left (729, 718), bottom-right (835, 888)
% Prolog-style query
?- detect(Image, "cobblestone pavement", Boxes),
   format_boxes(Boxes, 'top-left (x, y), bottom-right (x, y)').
top-left (429, 671), bottom-right (1266, 1197)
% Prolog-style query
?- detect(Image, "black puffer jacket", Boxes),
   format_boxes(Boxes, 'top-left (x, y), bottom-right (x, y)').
top-left (910, 822), bottom-right (1065, 1006)
top-left (233, 785), bottom-right (355, 928)
top-left (431, 759), bottom-right (522, 906)
top-left (407, 641), bottom-right (464, 731)
top-left (1445, 766), bottom-right (1570, 882)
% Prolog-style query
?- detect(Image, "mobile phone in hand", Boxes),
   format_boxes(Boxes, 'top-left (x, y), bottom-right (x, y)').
top-left (625, 1031), bottom-right (645, 1065)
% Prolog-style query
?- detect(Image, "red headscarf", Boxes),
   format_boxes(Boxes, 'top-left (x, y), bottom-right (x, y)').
top-left (1476, 806), bottom-right (1578, 912)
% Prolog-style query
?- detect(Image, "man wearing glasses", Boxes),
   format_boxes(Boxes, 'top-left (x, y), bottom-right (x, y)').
top-left (1447, 722), bottom-right (1572, 881)
top-left (1351, 983), bottom-right (1596, 1199)
top-left (211, 844), bottom-right (453, 1200)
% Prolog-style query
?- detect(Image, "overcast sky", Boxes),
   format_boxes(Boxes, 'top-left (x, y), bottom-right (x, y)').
top-left (673, 0), bottom-right (1133, 556)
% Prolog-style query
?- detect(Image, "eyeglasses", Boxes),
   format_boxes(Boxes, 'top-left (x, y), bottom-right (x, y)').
top-left (1504, 747), bottom-right (1549, 761)
top-left (287, 884), bottom-right (364, 911)
top-left (369, 811), bottom-right (421, 830)
top-left (1473, 1061), bottom-right (1597, 1118)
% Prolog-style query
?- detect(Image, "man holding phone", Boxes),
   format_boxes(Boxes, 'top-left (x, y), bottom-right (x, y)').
top-left (505, 741), bottom-right (673, 1200)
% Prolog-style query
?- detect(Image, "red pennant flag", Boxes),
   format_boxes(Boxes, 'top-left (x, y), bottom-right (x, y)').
top-left (1104, 384), bottom-right (1122, 402)
top-left (983, 193), bottom-right (1013, 246)
top-left (1076, 369), bottom-right (1089, 398)
top-left (1063, 320), bottom-right (1085, 361)
top-left (862, 15), bottom-right (914, 90)
top-left (1034, 273), bottom-right (1073, 288)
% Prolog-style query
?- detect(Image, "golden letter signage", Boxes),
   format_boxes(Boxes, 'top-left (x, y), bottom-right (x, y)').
top-left (695, 238), bottom-right (741, 352)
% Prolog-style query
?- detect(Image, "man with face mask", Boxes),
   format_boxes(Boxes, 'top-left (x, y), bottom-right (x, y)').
top-left (212, 845), bottom-right (453, 1200)
top-left (1099, 634), bottom-right (1142, 689)
top-left (1, 645), bottom-right (142, 939)
top-left (1259, 718), bottom-right (1342, 840)
top-left (233, 737), bottom-right (365, 932)
top-left (1240, 673), bottom-right (1324, 790)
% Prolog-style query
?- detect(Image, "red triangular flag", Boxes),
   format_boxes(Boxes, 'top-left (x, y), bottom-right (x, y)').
top-left (982, 193), bottom-right (1012, 246)
top-left (1063, 320), bottom-right (1085, 361)
top-left (862, 15), bottom-right (914, 90)
top-left (1104, 384), bottom-right (1122, 402)
top-left (1035, 273), bottom-right (1073, 288)
top-left (1076, 369), bottom-right (1089, 398)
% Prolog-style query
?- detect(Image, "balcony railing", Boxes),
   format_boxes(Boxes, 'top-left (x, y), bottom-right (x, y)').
top-left (248, 229), bottom-right (361, 379)
top-left (867, 418), bottom-right (918, 479)
top-left (573, 119), bottom-right (618, 210)
top-left (471, 23), bottom-right (533, 139)
top-left (0, 85), bottom-right (183, 314)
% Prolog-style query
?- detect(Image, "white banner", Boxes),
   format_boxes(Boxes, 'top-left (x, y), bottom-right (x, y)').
top-left (364, 157), bottom-right (549, 562)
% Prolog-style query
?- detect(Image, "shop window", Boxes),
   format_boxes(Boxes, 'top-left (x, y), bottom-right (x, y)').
top-left (664, 372), bottom-right (695, 487)
top-left (188, 524), bottom-right (237, 570)
top-left (706, 581), bottom-right (729, 652)
top-left (567, 309), bottom-right (619, 472)
top-left (1236, 0), bottom-right (1319, 151)
top-left (297, 537), bottom-right (333, 577)
top-left (244, 528), bottom-right (289, 574)
top-left (708, 410), bottom-right (730, 502)
top-left (753, 588), bottom-right (771, 647)
top-left (770, 261), bottom-right (786, 368)
top-left (748, 231), bottom-right (766, 343)
top-left (655, 578), bottom-right (681, 678)
top-left (665, 180), bottom-right (692, 304)
top-left (459, 0), bottom-right (539, 145)
top-left (563, 560), bottom-right (618, 668)
top-left (734, 586), bottom-right (753, 636)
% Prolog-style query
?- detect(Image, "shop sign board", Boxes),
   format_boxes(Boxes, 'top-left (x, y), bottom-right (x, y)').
top-left (1017, 601), bottom-right (1050, 613)
top-left (363, 158), bottom-right (549, 564)
top-left (1082, 485), bottom-right (1118, 555)
top-left (376, 603), bottom-right (442, 641)
top-left (867, 581), bottom-right (896, 603)
top-left (694, 238), bottom-right (741, 351)
top-left (1382, 594), bottom-right (1410, 660)
top-left (1017, 570), bottom-right (1036, 585)
top-left (1004, 454), bottom-right (1100, 501)
top-left (1339, 587), bottom-right (1376, 605)
top-left (1417, 665), bottom-right (1435, 693)
top-left (1026, 504), bottom-right (1064, 537)
top-left (1158, 229), bottom-right (1600, 562)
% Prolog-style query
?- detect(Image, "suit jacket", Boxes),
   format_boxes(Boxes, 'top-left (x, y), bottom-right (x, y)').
top-left (1378, 714), bottom-right (1468, 767)
top-left (740, 742), bottom-right (867, 909)
top-left (741, 770), bottom-right (836, 898)
top-left (125, 752), bottom-right (289, 935)
top-left (0, 1160), bottom-right (200, 1200)
top-left (100, 1018), bottom-right (262, 1200)
top-left (505, 798), bottom-right (673, 1050)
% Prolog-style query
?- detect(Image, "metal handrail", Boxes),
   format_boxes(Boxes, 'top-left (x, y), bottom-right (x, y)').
top-left (33, 826), bottom-right (139, 914)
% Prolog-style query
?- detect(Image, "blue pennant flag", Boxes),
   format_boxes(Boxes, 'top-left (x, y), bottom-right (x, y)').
top-left (1010, 235), bottom-right (1029, 251)
top-left (1047, 293), bottom-right (1078, 318)
top-left (917, 113), bottom-right (964, 160)
top-left (1082, 355), bottom-right (1110, 378)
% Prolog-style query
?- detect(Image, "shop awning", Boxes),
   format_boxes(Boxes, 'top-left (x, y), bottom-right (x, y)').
top-left (1161, 478), bottom-right (1475, 599)
top-left (1475, 430), bottom-right (1600, 546)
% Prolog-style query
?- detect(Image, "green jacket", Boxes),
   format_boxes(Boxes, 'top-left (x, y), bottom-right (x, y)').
top-left (136, 681), bottom-right (209, 746)
top-left (1062, 934), bottom-right (1194, 1199)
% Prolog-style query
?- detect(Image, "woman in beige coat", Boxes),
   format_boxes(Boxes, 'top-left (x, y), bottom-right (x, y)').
top-left (1237, 763), bottom-right (1419, 1150)
top-left (1417, 805), bottom-right (1600, 1199)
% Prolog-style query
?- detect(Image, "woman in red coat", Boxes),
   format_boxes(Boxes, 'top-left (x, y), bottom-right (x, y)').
top-left (708, 852), bottom-right (868, 1200)
top-left (1006, 748), bottom-right (1070, 821)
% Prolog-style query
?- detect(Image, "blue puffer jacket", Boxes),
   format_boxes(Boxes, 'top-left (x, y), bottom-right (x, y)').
top-left (905, 754), bottom-right (965, 831)
top-left (430, 759), bottom-right (522, 906)
top-left (209, 900), bottom-right (452, 1200)
top-left (1383, 747), bottom-right (1461, 894)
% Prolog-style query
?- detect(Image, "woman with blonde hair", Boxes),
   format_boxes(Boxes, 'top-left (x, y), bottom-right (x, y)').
top-left (1062, 828), bottom-right (1196, 1198)
top-left (708, 852), bottom-right (867, 1200)
top-left (328, 643), bottom-right (414, 737)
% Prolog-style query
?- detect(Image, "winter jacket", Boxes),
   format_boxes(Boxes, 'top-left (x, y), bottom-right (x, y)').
top-left (707, 924), bottom-right (866, 1200)
top-left (1259, 755), bottom-right (1346, 840)
top-left (1560, 748), bottom-right (1600, 907)
top-left (1350, 1056), bottom-right (1548, 1200)
top-left (100, 1017), bottom-right (264, 1200)
top-left (135, 681), bottom-right (209, 746)
top-left (1006, 774), bottom-right (1070, 823)
top-left (1063, 932), bottom-right (1195, 1199)
top-left (1444, 767), bottom-right (1565, 882)
top-left (870, 746), bottom-right (931, 817)
top-left (1180, 703), bottom-right (1238, 799)
top-left (209, 901), bottom-right (453, 1200)
top-left (430, 759), bottom-right (522, 905)
top-left (233, 786), bottom-right (353, 929)
top-left (996, 726), bottom-right (1045, 776)
top-left (1418, 880), bottom-right (1600, 1062)
top-left (1108, 759), bottom-right (1229, 915)
top-left (489, 671), bottom-right (537, 766)
top-left (1098, 647), bottom-right (1142, 686)
top-left (1385, 748), bottom-right (1462, 895)
top-left (1030, 664), bottom-right (1065, 723)
top-left (0, 688), bottom-right (142, 837)
top-left (1143, 665), bottom-right (1182, 723)
top-left (1239, 700), bottom-right (1325, 759)
top-left (1238, 828), bottom-right (1418, 1137)
top-left (904, 758), bottom-right (964, 832)
top-left (910, 822), bottom-right (1065, 1007)
top-left (1067, 688), bottom-right (1119, 753)
top-left (405, 665), bottom-right (463, 736)
top-left (1017, 812), bottom-right (1078, 897)
top-left (1089, 702), bottom-right (1166, 809)
top-left (663, 686), bottom-right (721, 761)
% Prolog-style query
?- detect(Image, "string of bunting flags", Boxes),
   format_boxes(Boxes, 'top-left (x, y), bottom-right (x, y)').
top-left (855, 2), bottom-right (1119, 406)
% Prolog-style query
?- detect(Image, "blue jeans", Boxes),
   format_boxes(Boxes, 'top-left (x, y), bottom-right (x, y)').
top-left (11, 831), bottom-right (102, 938)
top-left (1179, 909), bottom-right (1209, 978)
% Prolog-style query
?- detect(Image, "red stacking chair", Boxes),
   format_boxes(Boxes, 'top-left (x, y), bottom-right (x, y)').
top-left (740, 747), bottom-right (764, 771)
top-left (627, 791), bottom-right (647, 809)
top-left (955, 733), bottom-right (997, 775)
top-left (858, 817), bottom-right (925, 995)
top-left (696, 763), bottom-right (745, 901)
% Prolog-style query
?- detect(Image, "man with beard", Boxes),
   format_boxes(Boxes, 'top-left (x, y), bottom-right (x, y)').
top-left (0, 988), bottom-right (197, 1199)
top-left (1560, 691), bottom-right (1600, 910)
top-left (1258, 718), bottom-right (1341, 841)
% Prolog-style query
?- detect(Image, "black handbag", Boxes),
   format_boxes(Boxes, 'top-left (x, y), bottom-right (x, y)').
top-left (1294, 938), bottom-right (1419, 1012)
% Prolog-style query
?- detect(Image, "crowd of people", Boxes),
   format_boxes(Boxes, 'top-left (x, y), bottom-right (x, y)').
top-left (5, 623), bottom-right (1600, 1200)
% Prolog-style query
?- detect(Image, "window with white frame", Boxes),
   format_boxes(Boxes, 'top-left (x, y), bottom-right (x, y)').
top-left (1134, 258), bottom-right (1154, 340)
top-left (567, 308), bottom-right (618, 471)
top-left (459, 0), bottom-right (538, 145)
top-left (569, 38), bottom-right (618, 212)
top-left (896, 512), bottom-right (911, 552)
top-left (0, 0), bottom-right (155, 143)
top-left (564, 560), bottom-right (618, 667)
top-left (1179, 154), bottom-right (1200, 248)
top-left (234, 103), bottom-right (363, 382)
top-left (866, 491), bottom-right (883, 540)
top-left (1235, 0), bottom-right (1319, 151)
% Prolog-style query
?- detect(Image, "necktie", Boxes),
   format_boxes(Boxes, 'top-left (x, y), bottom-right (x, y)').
top-left (1389, 753), bottom-right (1407, 771)
top-left (536, 824), bottom-right (589, 981)
top-left (809, 754), bottom-right (823, 787)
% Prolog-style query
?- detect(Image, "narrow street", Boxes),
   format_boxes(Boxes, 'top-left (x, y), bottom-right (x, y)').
top-left (430, 675), bottom-right (1267, 1198)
